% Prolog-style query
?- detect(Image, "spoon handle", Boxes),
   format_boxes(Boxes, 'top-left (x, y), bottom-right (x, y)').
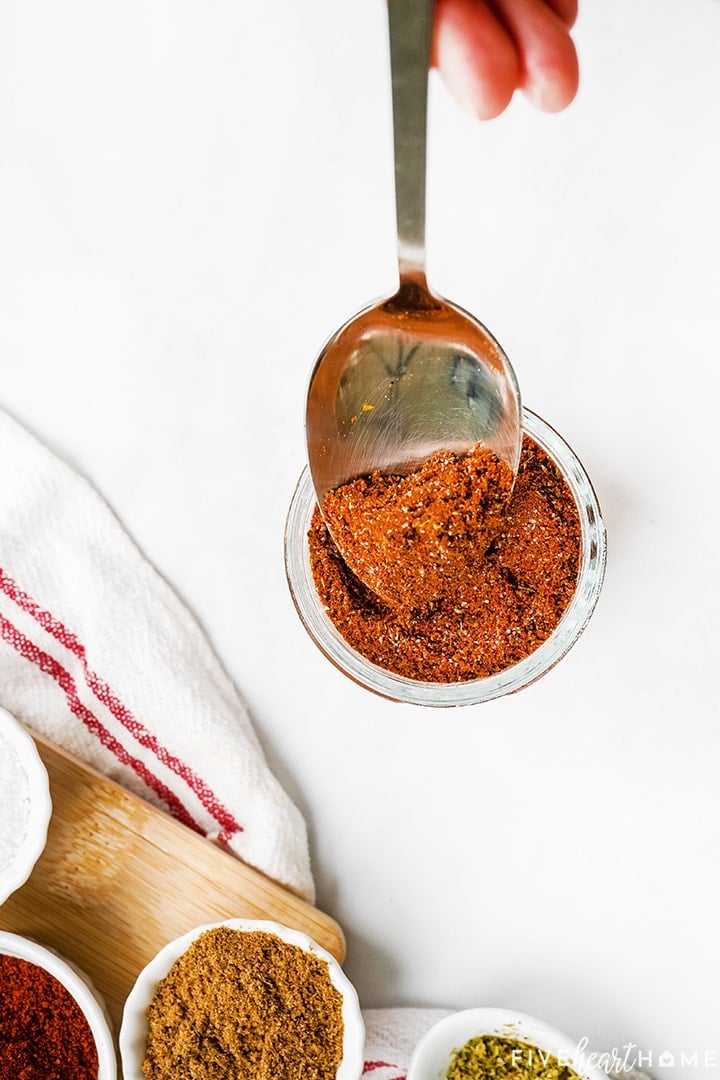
top-left (388, 0), bottom-right (433, 279)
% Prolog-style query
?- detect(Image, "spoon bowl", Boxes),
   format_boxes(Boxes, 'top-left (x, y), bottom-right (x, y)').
top-left (306, 274), bottom-right (520, 503)
top-left (306, 0), bottom-right (521, 543)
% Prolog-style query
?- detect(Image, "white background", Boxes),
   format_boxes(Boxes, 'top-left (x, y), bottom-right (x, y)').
top-left (2, 1), bottom-right (719, 1076)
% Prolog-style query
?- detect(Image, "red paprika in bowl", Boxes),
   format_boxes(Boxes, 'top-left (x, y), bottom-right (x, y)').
top-left (0, 931), bottom-right (116, 1080)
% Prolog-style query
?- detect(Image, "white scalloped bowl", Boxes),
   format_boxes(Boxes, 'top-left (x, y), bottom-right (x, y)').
top-left (0, 931), bottom-right (117, 1079)
top-left (407, 1007), bottom-right (607, 1080)
top-left (0, 707), bottom-right (52, 903)
top-left (120, 917), bottom-right (365, 1080)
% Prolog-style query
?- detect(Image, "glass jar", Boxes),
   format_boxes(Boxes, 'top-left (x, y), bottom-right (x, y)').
top-left (285, 409), bottom-right (606, 707)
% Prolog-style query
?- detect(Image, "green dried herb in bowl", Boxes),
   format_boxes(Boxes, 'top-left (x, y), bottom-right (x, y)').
top-left (447, 1034), bottom-right (582, 1079)
top-left (406, 1008), bottom-right (607, 1080)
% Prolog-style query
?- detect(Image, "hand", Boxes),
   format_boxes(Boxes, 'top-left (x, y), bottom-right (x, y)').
top-left (433, 0), bottom-right (579, 118)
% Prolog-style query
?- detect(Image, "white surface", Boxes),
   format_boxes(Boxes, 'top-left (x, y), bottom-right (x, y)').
top-left (119, 918), bottom-right (364, 1080)
top-left (1, 1), bottom-right (719, 1076)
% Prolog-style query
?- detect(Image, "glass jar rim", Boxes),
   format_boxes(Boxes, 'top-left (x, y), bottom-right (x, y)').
top-left (285, 409), bottom-right (606, 707)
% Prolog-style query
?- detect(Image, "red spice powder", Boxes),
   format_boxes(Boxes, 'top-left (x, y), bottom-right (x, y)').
top-left (0, 953), bottom-right (99, 1080)
top-left (308, 435), bottom-right (581, 683)
top-left (321, 443), bottom-right (514, 613)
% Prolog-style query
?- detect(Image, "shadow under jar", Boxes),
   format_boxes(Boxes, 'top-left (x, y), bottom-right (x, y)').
top-left (285, 409), bottom-right (606, 707)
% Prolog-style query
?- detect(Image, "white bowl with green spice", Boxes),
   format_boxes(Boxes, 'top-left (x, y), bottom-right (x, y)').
top-left (120, 917), bottom-right (365, 1080)
top-left (407, 1008), bottom-right (608, 1080)
top-left (0, 707), bottom-right (52, 904)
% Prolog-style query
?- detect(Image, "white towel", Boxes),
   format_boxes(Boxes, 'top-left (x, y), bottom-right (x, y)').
top-left (0, 408), bottom-right (314, 902)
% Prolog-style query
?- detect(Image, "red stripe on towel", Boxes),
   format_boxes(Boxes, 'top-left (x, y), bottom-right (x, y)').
top-left (0, 610), bottom-right (203, 834)
top-left (0, 567), bottom-right (242, 837)
top-left (363, 1064), bottom-right (406, 1078)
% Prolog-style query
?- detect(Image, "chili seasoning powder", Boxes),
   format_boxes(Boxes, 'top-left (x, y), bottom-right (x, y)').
top-left (321, 443), bottom-right (514, 612)
top-left (308, 435), bottom-right (581, 683)
top-left (0, 952), bottom-right (99, 1080)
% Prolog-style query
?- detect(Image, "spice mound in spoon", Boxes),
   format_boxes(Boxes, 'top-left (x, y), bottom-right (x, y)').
top-left (321, 443), bottom-right (513, 614)
top-left (309, 435), bottom-right (581, 683)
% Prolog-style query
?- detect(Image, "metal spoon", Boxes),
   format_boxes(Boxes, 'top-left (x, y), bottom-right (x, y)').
top-left (306, 0), bottom-right (521, 513)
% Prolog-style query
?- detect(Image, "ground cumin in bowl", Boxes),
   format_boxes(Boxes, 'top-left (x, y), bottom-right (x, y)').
top-left (119, 918), bottom-right (364, 1080)
top-left (285, 409), bottom-right (606, 707)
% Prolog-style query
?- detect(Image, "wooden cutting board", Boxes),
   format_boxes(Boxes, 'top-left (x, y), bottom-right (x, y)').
top-left (0, 731), bottom-right (345, 1041)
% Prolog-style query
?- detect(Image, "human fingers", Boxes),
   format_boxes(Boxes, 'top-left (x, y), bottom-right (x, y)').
top-left (489, 0), bottom-right (579, 111)
top-left (433, 0), bottom-right (520, 120)
top-left (540, 0), bottom-right (578, 29)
